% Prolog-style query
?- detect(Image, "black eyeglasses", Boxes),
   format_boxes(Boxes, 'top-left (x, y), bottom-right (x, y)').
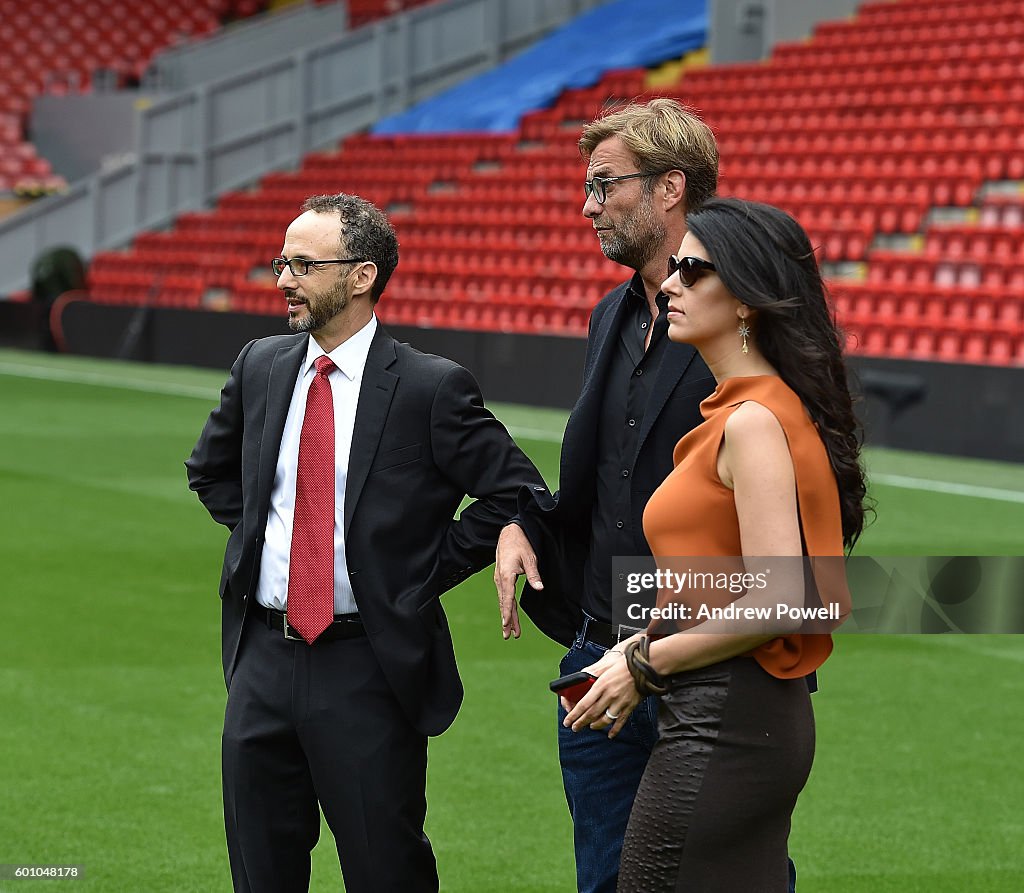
top-left (667, 255), bottom-right (717, 287)
top-left (583, 172), bottom-right (660, 204)
top-left (272, 257), bottom-right (366, 277)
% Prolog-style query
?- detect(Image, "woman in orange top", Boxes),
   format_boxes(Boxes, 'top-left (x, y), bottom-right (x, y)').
top-left (562, 198), bottom-right (868, 891)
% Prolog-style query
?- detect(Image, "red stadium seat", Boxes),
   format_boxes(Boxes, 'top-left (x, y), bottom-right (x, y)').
top-left (47, 0), bottom-right (1023, 365)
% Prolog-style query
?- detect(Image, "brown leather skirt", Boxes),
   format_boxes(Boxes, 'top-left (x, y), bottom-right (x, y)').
top-left (617, 656), bottom-right (815, 892)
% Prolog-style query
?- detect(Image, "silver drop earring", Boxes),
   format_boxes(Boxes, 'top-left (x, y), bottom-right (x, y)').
top-left (738, 319), bottom-right (750, 355)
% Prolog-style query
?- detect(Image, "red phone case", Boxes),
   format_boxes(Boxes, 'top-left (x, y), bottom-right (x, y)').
top-left (551, 672), bottom-right (596, 704)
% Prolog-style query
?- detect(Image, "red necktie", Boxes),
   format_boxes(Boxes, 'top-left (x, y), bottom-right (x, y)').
top-left (287, 355), bottom-right (337, 643)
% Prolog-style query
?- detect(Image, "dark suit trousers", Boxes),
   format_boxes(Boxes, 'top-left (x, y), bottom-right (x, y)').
top-left (222, 614), bottom-right (437, 893)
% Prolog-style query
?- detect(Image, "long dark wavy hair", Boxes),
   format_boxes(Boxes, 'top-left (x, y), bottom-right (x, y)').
top-left (685, 197), bottom-right (870, 550)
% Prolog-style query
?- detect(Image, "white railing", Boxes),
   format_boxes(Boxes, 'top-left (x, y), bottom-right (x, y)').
top-left (0, 0), bottom-right (604, 295)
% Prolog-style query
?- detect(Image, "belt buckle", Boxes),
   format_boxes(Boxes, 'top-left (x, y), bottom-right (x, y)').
top-left (616, 624), bottom-right (644, 645)
top-left (282, 617), bottom-right (304, 641)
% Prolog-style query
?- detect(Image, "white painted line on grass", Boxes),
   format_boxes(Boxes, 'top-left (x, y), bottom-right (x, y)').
top-left (3, 359), bottom-right (1023, 505)
top-left (0, 360), bottom-right (567, 441)
top-left (871, 473), bottom-right (1024, 505)
top-left (504, 426), bottom-right (561, 443)
top-left (916, 636), bottom-right (1024, 663)
top-left (0, 361), bottom-right (221, 400)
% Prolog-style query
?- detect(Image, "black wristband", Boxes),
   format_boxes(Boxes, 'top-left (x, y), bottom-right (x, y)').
top-left (623, 636), bottom-right (668, 697)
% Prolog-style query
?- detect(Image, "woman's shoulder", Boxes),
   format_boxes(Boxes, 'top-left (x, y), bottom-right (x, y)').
top-left (721, 400), bottom-right (793, 488)
top-left (724, 375), bottom-right (815, 434)
top-left (723, 398), bottom-right (786, 438)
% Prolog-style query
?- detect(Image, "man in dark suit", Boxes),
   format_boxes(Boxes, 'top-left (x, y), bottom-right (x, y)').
top-left (493, 99), bottom-right (720, 893)
top-left (186, 193), bottom-right (543, 893)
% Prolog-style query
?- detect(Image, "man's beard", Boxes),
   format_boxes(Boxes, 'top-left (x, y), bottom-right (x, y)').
top-left (598, 195), bottom-right (666, 272)
top-left (287, 278), bottom-right (349, 333)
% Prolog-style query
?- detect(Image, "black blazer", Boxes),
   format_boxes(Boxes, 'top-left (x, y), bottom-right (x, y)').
top-left (186, 325), bottom-right (544, 737)
top-left (518, 281), bottom-right (716, 647)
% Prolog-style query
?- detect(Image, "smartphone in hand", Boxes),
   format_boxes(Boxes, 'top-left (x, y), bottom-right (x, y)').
top-left (550, 671), bottom-right (596, 706)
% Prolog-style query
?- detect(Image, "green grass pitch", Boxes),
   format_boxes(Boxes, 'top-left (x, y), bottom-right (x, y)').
top-left (1, 347), bottom-right (1022, 892)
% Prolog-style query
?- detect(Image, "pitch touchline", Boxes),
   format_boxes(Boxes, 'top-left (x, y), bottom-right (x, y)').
top-left (869, 473), bottom-right (1024, 504)
top-left (2, 361), bottom-right (1023, 505)
top-left (0, 361), bottom-right (220, 399)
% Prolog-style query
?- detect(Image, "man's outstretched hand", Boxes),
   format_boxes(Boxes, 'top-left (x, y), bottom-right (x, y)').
top-left (493, 523), bottom-right (543, 639)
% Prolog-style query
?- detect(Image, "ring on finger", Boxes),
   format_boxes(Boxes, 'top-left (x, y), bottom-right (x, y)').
top-left (604, 708), bottom-right (619, 721)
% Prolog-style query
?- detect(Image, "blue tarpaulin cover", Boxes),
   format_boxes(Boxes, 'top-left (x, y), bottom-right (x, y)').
top-left (373, 0), bottom-right (706, 134)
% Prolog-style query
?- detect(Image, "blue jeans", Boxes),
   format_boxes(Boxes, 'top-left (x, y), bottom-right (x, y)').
top-left (557, 635), bottom-right (659, 893)
top-left (557, 633), bottom-right (799, 893)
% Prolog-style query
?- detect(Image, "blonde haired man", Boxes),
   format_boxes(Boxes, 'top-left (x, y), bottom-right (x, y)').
top-left (495, 98), bottom-right (721, 893)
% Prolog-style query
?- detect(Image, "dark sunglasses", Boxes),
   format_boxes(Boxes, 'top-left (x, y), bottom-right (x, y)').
top-left (667, 255), bottom-right (717, 287)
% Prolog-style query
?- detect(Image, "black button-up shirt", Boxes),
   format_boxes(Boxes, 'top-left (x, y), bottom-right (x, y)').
top-left (581, 274), bottom-right (669, 623)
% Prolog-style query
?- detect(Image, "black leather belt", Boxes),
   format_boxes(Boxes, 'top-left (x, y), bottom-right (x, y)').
top-left (252, 603), bottom-right (365, 642)
top-left (580, 617), bottom-right (644, 650)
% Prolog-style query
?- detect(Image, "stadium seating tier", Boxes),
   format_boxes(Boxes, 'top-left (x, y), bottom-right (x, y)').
top-left (76, 0), bottom-right (1024, 365)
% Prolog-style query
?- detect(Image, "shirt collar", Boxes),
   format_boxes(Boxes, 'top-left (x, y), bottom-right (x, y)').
top-left (625, 271), bottom-right (668, 315)
top-left (302, 315), bottom-right (378, 381)
top-left (624, 271), bottom-right (647, 305)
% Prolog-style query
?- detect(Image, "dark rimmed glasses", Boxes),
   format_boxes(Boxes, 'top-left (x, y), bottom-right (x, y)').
top-left (583, 172), bottom-right (660, 204)
top-left (271, 257), bottom-right (366, 277)
top-left (667, 255), bottom-right (717, 287)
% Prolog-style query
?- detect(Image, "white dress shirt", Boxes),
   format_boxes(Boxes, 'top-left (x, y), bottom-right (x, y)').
top-left (255, 316), bottom-right (378, 614)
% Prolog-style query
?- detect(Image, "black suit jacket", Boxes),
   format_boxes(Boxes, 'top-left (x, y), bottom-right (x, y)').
top-left (518, 281), bottom-right (716, 647)
top-left (186, 325), bottom-right (544, 737)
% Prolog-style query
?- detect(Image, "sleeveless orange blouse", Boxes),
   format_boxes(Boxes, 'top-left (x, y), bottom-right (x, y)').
top-left (642, 375), bottom-right (850, 678)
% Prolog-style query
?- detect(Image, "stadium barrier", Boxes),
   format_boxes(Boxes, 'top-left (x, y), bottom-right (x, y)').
top-left (49, 298), bottom-right (1024, 462)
